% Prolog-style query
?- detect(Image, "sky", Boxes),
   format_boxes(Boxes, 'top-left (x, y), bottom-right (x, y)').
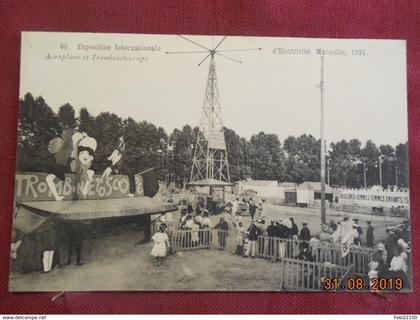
top-left (20, 32), bottom-right (408, 147)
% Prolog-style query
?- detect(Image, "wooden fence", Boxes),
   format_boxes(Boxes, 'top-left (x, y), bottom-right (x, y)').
top-left (169, 228), bottom-right (372, 276)
top-left (167, 228), bottom-right (363, 290)
top-left (170, 228), bottom-right (212, 252)
top-left (281, 258), bottom-right (354, 291)
top-left (256, 235), bottom-right (372, 276)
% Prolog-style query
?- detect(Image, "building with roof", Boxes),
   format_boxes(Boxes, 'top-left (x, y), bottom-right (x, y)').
top-left (296, 181), bottom-right (333, 207)
top-left (233, 179), bottom-right (297, 204)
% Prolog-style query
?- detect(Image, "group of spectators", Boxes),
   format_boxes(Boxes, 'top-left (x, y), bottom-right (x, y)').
top-left (170, 197), bottom-right (262, 249)
top-left (212, 197), bottom-right (314, 261)
top-left (177, 208), bottom-right (213, 247)
top-left (368, 220), bottom-right (411, 289)
top-left (306, 217), bottom-right (374, 249)
top-left (228, 215), bottom-right (312, 261)
top-left (159, 196), bottom-right (411, 289)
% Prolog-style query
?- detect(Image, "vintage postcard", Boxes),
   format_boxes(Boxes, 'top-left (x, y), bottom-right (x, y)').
top-left (10, 32), bottom-right (411, 292)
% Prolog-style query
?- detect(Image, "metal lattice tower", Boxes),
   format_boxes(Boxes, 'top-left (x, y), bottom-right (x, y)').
top-left (166, 35), bottom-right (261, 184)
top-left (191, 53), bottom-right (230, 183)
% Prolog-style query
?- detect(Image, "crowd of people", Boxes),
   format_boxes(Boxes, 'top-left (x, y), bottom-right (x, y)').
top-left (152, 195), bottom-right (411, 290)
top-left (368, 221), bottom-right (411, 290)
top-left (150, 204), bottom-right (215, 265)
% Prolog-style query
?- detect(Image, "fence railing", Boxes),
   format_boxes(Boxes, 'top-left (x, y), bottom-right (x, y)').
top-left (170, 228), bottom-right (213, 253)
top-left (256, 235), bottom-right (372, 276)
top-left (167, 228), bottom-right (373, 277)
top-left (313, 241), bottom-right (372, 276)
top-left (165, 228), bottom-right (368, 290)
top-left (210, 229), bottom-right (237, 252)
top-left (281, 258), bottom-right (353, 291)
top-left (170, 228), bottom-right (239, 253)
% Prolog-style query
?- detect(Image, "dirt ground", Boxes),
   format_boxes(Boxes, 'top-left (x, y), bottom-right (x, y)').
top-left (9, 204), bottom-right (406, 292)
top-left (9, 243), bottom-right (285, 291)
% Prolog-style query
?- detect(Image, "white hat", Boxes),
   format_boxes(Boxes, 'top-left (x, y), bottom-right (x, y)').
top-left (72, 132), bottom-right (84, 144)
top-left (78, 136), bottom-right (97, 153)
top-left (376, 243), bottom-right (386, 251)
top-left (397, 238), bottom-right (409, 250)
top-left (71, 132), bottom-right (85, 158)
top-left (283, 219), bottom-right (292, 229)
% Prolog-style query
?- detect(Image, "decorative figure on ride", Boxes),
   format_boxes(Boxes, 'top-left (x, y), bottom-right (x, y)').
top-left (101, 137), bottom-right (136, 197)
top-left (45, 130), bottom-right (97, 200)
top-left (73, 133), bottom-right (97, 199)
top-left (101, 137), bottom-right (159, 198)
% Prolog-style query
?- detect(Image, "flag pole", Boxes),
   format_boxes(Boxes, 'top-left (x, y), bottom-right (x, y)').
top-left (320, 56), bottom-right (326, 225)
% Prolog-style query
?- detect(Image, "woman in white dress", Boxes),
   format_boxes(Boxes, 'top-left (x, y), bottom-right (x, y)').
top-left (150, 225), bottom-right (170, 266)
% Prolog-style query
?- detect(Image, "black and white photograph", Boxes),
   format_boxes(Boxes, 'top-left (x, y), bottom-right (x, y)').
top-left (9, 32), bottom-right (411, 292)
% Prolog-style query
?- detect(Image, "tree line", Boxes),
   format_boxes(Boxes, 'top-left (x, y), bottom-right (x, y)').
top-left (17, 92), bottom-right (408, 189)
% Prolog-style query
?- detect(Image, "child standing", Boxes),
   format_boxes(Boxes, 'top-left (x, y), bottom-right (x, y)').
top-left (191, 219), bottom-right (200, 247)
top-left (150, 225), bottom-right (170, 266)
